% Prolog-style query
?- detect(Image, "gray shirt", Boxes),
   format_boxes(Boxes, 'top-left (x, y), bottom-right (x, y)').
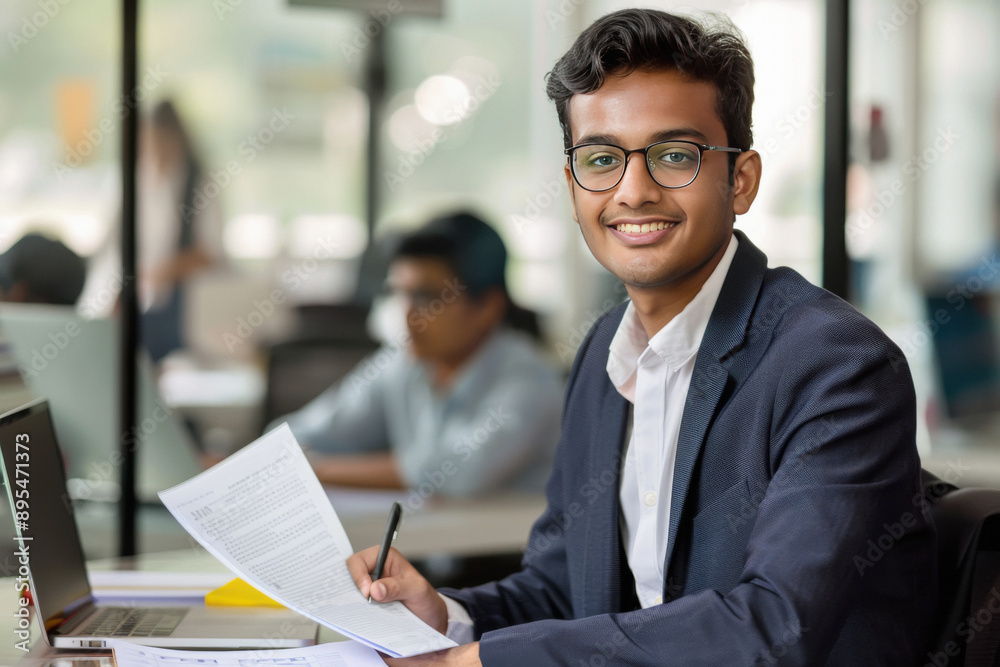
top-left (276, 329), bottom-right (564, 498)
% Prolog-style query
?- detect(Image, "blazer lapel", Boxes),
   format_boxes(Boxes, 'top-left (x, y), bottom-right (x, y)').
top-left (581, 351), bottom-right (630, 616)
top-left (662, 231), bottom-right (768, 588)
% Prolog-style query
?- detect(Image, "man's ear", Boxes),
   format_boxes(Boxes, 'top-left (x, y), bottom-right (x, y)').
top-left (564, 163), bottom-right (579, 223)
top-left (475, 289), bottom-right (509, 330)
top-left (732, 150), bottom-right (762, 216)
top-left (1, 280), bottom-right (29, 303)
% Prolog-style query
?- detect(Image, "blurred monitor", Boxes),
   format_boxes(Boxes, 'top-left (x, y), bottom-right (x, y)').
top-left (926, 293), bottom-right (1000, 420)
top-left (0, 304), bottom-right (202, 502)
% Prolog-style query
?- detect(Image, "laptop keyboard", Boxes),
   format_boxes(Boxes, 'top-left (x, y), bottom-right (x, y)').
top-left (81, 607), bottom-right (189, 638)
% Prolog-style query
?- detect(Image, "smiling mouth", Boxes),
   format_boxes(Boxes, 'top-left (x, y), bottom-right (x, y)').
top-left (611, 221), bottom-right (679, 234)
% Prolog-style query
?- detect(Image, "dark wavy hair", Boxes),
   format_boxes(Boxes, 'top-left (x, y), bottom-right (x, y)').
top-left (545, 9), bottom-right (755, 155)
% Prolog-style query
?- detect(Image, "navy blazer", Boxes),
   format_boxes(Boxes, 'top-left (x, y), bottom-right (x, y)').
top-left (444, 232), bottom-right (937, 665)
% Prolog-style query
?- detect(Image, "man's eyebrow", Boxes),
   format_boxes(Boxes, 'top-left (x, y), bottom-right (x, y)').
top-left (572, 127), bottom-right (712, 147)
top-left (651, 128), bottom-right (710, 143)
top-left (573, 133), bottom-right (618, 146)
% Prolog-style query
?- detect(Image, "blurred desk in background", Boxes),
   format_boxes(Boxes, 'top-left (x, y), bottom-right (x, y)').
top-left (331, 489), bottom-right (545, 558)
top-left (331, 489), bottom-right (546, 590)
top-left (925, 416), bottom-right (1000, 489)
top-left (158, 362), bottom-right (266, 455)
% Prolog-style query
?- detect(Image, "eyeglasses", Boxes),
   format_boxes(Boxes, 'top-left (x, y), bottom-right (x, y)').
top-left (565, 139), bottom-right (743, 192)
top-left (385, 286), bottom-right (442, 309)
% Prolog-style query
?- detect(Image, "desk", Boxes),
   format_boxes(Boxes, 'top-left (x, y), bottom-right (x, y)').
top-left (158, 362), bottom-right (266, 456)
top-left (334, 491), bottom-right (546, 558)
top-left (0, 573), bottom-right (107, 665)
top-left (0, 550), bottom-right (349, 665)
top-left (334, 491), bottom-right (545, 588)
top-left (65, 491), bottom-right (547, 564)
top-left (0, 494), bottom-right (546, 664)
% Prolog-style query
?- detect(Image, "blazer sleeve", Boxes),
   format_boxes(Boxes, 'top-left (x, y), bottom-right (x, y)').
top-left (453, 305), bottom-right (933, 666)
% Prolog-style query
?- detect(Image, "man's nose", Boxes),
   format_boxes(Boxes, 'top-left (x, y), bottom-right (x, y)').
top-left (612, 152), bottom-right (663, 209)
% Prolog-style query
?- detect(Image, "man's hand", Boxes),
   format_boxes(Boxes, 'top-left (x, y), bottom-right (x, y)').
top-left (347, 545), bottom-right (448, 634)
top-left (383, 642), bottom-right (481, 666)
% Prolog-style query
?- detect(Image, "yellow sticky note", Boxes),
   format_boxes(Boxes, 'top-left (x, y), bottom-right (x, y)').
top-left (205, 578), bottom-right (285, 608)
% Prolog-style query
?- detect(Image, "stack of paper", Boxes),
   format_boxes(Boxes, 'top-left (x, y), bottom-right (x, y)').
top-left (158, 424), bottom-right (457, 658)
top-left (89, 570), bottom-right (233, 601)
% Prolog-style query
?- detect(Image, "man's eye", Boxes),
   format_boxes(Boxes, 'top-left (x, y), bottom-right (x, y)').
top-left (412, 290), bottom-right (436, 304)
top-left (582, 153), bottom-right (621, 170)
top-left (654, 150), bottom-right (696, 168)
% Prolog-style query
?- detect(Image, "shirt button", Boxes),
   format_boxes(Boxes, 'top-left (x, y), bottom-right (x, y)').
top-left (654, 595), bottom-right (662, 604)
top-left (644, 492), bottom-right (657, 507)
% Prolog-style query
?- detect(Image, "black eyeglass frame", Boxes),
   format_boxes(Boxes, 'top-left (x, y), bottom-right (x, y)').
top-left (564, 139), bottom-right (743, 192)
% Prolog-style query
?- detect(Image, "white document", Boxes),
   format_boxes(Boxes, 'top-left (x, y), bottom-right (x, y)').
top-left (109, 638), bottom-right (386, 667)
top-left (158, 424), bottom-right (457, 658)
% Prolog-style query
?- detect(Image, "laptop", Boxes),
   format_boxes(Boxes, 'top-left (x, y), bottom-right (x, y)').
top-left (0, 399), bottom-right (318, 649)
top-left (0, 304), bottom-right (202, 502)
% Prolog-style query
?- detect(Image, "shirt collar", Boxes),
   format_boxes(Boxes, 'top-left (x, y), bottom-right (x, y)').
top-left (606, 234), bottom-right (740, 402)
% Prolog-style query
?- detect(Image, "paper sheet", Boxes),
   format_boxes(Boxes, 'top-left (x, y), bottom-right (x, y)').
top-left (158, 424), bottom-right (457, 658)
top-left (109, 639), bottom-right (386, 667)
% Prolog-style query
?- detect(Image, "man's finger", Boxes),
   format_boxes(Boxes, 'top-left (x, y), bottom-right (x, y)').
top-left (358, 544), bottom-right (383, 568)
top-left (370, 580), bottom-right (388, 602)
top-left (346, 546), bottom-right (382, 592)
top-left (370, 576), bottom-right (403, 602)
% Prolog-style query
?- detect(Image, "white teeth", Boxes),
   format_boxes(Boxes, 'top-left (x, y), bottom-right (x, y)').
top-left (614, 222), bottom-right (675, 233)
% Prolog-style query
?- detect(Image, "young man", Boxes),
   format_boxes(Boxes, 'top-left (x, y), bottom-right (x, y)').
top-left (277, 211), bottom-right (563, 497)
top-left (348, 10), bottom-right (936, 665)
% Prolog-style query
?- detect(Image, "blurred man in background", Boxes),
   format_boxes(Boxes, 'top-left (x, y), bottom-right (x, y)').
top-left (275, 211), bottom-right (563, 499)
top-left (0, 231), bottom-right (86, 413)
top-left (0, 231), bottom-right (86, 305)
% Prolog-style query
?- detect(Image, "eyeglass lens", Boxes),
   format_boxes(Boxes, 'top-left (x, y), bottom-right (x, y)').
top-left (571, 140), bottom-right (702, 191)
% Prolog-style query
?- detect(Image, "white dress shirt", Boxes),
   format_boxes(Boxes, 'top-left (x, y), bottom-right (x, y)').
top-left (607, 234), bottom-right (738, 608)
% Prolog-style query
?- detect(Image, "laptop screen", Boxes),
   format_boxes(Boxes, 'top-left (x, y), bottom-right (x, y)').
top-left (0, 400), bottom-right (93, 630)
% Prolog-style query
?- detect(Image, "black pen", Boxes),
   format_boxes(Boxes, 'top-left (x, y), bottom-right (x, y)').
top-left (369, 501), bottom-right (402, 603)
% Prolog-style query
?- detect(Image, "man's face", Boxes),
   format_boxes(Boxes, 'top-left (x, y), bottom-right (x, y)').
top-left (564, 68), bottom-right (756, 294)
top-left (387, 257), bottom-right (490, 365)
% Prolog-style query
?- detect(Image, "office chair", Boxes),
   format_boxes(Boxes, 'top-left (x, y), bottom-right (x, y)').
top-left (924, 470), bottom-right (1000, 666)
top-left (261, 303), bottom-right (380, 431)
